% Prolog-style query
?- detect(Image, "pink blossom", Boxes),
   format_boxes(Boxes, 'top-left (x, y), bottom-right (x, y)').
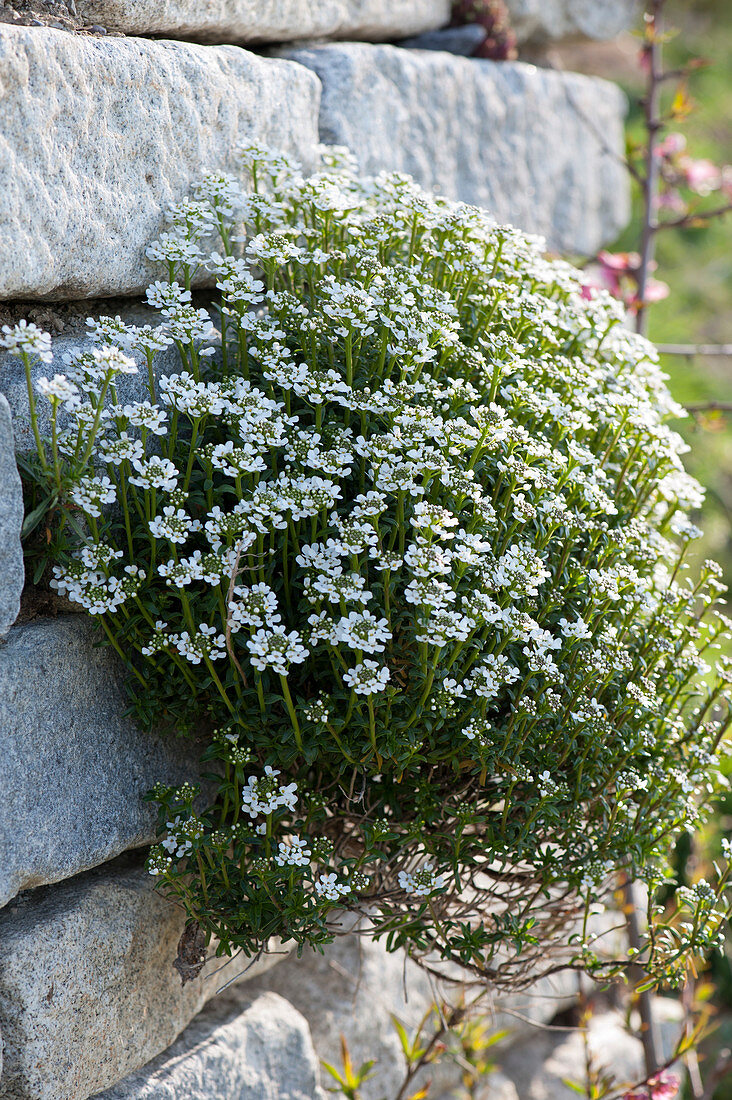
top-left (654, 189), bottom-right (687, 215)
top-left (678, 155), bottom-right (721, 195)
top-left (623, 1070), bottom-right (680, 1100)
top-left (656, 132), bottom-right (687, 158)
top-left (597, 250), bottom-right (640, 273)
top-left (641, 277), bottom-right (670, 304)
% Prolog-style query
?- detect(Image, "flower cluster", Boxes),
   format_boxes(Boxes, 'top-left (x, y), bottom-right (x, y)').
top-left (19, 141), bottom-right (732, 983)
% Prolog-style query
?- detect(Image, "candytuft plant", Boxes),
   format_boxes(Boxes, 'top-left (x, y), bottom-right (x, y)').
top-left (12, 143), bottom-right (732, 990)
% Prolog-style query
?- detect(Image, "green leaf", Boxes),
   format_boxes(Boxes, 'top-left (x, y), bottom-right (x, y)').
top-left (21, 498), bottom-right (53, 540)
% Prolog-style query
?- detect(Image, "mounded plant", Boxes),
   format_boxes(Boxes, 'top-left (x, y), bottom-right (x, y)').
top-left (13, 144), bottom-right (732, 990)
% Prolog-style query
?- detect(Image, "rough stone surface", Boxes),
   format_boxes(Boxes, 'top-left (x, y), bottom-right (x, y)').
top-left (0, 616), bottom-right (204, 907)
top-left (92, 991), bottom-right (324, 1100)
top-left (247, 927), bottom-right (446, 1100)
top-left (0, 395), bottom-right (23, 637)
top-left (498, 997), bottom-right (685, 1099)
top-left (0, 859), bottom-right (286, 1100)
top-left (247, 926), bottom-right (580, 1100)
top-left (283, 43), bottom-right (630, 255)
top-left (0, 27), bottom-right (320, 301)
top-left (505, 0), bottom-right (640, 46)
top-left (75, 0), bottom-right (450, 44)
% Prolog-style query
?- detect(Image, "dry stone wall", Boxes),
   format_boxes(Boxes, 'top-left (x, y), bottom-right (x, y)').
top-left (73, 0), bottom-right (451, 44)
top-left (0, 858), bottom-right (285, 1100)
top-left (0, 616), bottom-right (204, 907)
top-left (281, 42), bottom-right (629, 254)
top-left (0, 29), bottom-right (320, 300)
top-left (0, 3), bottom-right (639, 1096)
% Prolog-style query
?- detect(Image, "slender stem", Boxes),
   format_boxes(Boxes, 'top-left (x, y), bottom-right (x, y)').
top-left (279, 675), bottom-right (302, 752)
top-left (21, 352), bottom-right (49, 470)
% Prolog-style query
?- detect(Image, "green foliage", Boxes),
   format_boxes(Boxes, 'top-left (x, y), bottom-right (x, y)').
top-left (13, 143), bottom-right (732, 991)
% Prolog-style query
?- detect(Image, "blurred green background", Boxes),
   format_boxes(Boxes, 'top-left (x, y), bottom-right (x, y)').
top-left (619, 0), bottom-right (732, 606)
top-left (591, 2), bottom-right (732, 1094)
top-left (557, 2), bottom-right (732, 1094)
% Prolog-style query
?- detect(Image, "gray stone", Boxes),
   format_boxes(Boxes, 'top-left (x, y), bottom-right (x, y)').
top-left (475, 1074), bottom-right (519, 1100)
top-left (0, 396), bottom-right (23, 637)
top-left (0, 615), bottom-right (203, 907)
top-left (399, 24), bottom-right (487, 56)
top-left (92, 990), bottom-right (324, 1100)
top-left (505, 0), bottom-right (639, 46)
top-left (74, 0), bottom-right (450, 44)
top-left (0, 859), bottom-right (286, 1100)
top-left (282, 43), bottom-right (630, 255)
top-left (247, 925), bottom-right (581, 1100)
top-left (247, 926), bottom-right (450, 1100)
top-left (0, 27), bottom-right (320, 301)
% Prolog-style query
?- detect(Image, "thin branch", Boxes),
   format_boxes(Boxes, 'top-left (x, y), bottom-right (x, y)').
top-left (635, 0), bottom-right (666, 337)
top-left (659, 200), bottom-right (732, 230)
top-left (686, 402), bottom-right (732, 415)
top-left (657, 343), bottom-right (732, 356)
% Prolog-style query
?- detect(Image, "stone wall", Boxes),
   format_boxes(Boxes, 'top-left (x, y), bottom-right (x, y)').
top-left (0, 3), bottom-right (638, 1097)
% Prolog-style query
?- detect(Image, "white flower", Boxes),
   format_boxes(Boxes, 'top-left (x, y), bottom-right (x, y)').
top-left (160, 372), bottom-right (225, 417)
top-left (129, 456), bottom-right (179, 491)
top-left (228, 583), bottom-right (281, 631)
top-left (275, 836), bottom-right (312, 868)
top-left (398, 861), bottom-right (445, 897)
top-left (122, 402), bottom-right (168, 435)
top-left (241, 766), bottom-right (298, 818)
top-left (314, 872), bottom-right (351, 901)
top-left (0, 320), bottom-right (53, 362)
top-left (148, 507), bottom-right (202, 544)
top-left (168, 624), bottom-right (227, 664)
top-left (343, 660), bottom-right (390, 695)
top-left (145, 281), bottom-right (192, 311)
top-left (68, 475), bottom-right (117, 518)
top-left (35, 374), bottom-right (80, 408)
top-left (97, 433), bottom-right (145, 466)
top-left (334, 610), bottom-right (392, 654)
top-left (558, 616), bottom-right (592, 641)
top-left (91, 345), bottom-right (138, 376)
top-left (246, 627), bottom-right (309, 676)
top-left (210, 439), bottom-right (267, 476)
top-left (467, 654), bottom-right (520, 700)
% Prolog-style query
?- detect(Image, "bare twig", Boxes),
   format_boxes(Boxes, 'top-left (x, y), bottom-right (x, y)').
top-left (635, 0), bottom-right (666, 337)
top-left (660, 200), bottom-right (732, 230)
top-left (686, 402), bottom-right (732, 415)
top-left (657, 343), bottom-right (732, 356)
